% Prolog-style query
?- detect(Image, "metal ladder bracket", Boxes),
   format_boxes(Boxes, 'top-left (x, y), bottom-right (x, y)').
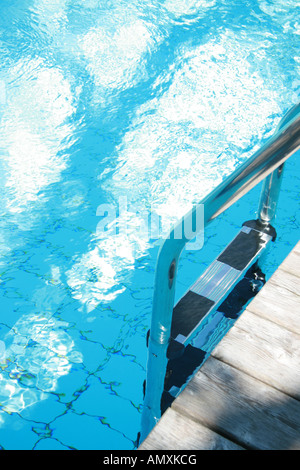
top-left (140, 104), bottom-right (300, 444)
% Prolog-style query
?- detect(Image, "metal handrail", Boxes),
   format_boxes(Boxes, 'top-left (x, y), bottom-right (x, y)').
top-left (141, 103), bottom-right (300, 442)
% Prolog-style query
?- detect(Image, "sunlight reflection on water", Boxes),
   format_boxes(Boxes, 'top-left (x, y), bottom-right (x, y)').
top-left (0, 0), bottom-right (299, 449)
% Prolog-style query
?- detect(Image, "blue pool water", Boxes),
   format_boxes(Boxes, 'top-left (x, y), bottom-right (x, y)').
top-left (0, 0), bottom-right (299, 450)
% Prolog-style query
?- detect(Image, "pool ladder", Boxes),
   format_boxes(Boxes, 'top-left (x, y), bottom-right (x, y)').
top-left (140, 103), bottom-right (300, 444)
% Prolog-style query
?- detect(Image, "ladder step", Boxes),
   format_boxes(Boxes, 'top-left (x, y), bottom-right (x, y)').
top-left (168, 221), bottom-right (274, 353)
top-left (162, 220), bottom-right (275, 412)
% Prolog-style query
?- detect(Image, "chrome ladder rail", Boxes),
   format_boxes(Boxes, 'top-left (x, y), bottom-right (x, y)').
top-left (140, 103), bottom-right (300, 443)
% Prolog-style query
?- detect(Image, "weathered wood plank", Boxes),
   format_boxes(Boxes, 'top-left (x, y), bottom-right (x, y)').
top-left (268, 268), bottom-right (299, 296)
top-left (172, 356), bottom-right (300, 450)
top-left (247, 241), bottom-right (299, 333)
top-left (279, 242), bottom-right (300, 278)
top-left (139, 407), bottom-right (244, 450)
top-left (212, 310), bottom-right (300, 399)
top-left (140, 243), bottom-right (300, 450)
top-left (247, 276), bottom-right (300, 335)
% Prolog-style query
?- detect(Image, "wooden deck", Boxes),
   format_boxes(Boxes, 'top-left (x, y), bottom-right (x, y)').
top-left (139, 241), bottom-right (300, 450)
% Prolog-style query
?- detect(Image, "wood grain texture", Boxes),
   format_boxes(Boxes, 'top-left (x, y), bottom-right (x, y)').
top-left (294, 242), bottom-right (300, 256)
top-left (269, 268), bottom-right (299, 296)
top-left (212, 310), bottom-right (300, 399)
top-left (140, 242), bottom-right (300, 450)
top-left (139, 407), bottom-right (244, 450)
top-left (247, 275), bottom-right (300, 335)
top-left (247, 240), bottom-right (299, 333)
top-left (172, 357), bottom-right (300, 450)
top-left (279, 241), bottom-right (300, 278)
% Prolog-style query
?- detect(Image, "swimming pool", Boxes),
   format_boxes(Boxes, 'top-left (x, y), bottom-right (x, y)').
top-left (0, 0), bottom-right (299, 450)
